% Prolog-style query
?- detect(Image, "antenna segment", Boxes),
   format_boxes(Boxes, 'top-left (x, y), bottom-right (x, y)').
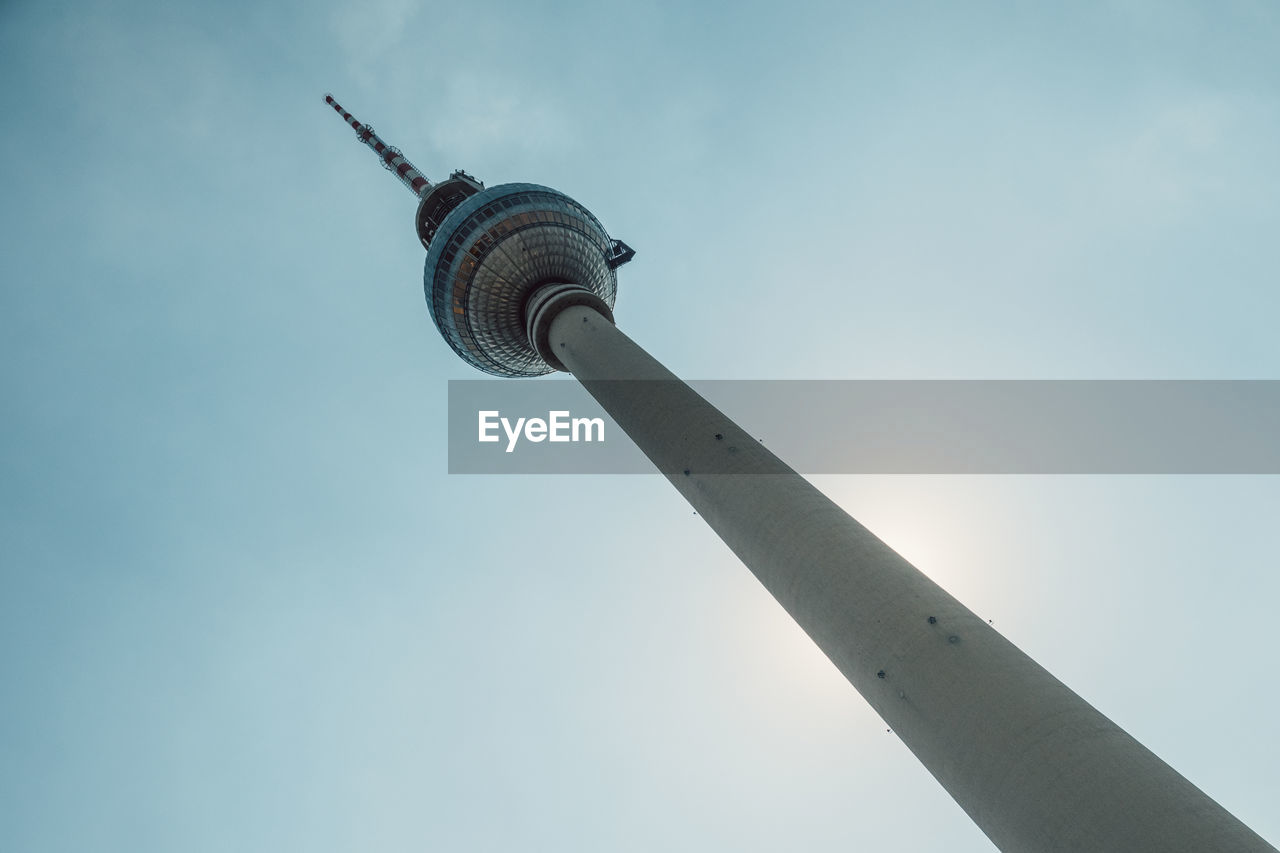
top-left (324, 94), bottom-right (432, 198)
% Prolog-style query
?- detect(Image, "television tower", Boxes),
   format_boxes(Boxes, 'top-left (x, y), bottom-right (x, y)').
top-left (324, 94), bottom-right (1276, 853)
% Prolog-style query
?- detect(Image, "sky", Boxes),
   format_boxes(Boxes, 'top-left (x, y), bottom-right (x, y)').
top-left (2, 0), bottom-right (1279, 850)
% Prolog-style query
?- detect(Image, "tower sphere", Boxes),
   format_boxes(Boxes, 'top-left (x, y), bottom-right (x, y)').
top-left (423, 182), bottom-right (623, 377)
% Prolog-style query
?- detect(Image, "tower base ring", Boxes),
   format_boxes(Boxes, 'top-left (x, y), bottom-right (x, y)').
top-left (525, 282), bottom-right (615, 372)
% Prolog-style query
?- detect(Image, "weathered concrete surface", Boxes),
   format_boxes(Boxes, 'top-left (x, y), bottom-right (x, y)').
top-left (547, 302), bottom-right (1277, 853)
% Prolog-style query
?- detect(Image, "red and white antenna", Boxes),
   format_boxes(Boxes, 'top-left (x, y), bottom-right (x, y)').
top-left (325, 94), bottom-right (432, 198)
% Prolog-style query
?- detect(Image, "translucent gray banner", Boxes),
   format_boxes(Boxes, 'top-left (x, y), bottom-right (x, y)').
top-left (447, 380), bottom-right (1280, 474)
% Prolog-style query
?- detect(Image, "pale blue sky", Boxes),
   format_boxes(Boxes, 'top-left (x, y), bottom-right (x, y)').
top-left (2, 1), bottom-right (1279, 850)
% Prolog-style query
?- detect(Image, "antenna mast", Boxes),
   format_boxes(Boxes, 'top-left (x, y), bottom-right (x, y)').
top-left (324, 94), bottom-right (432, 198)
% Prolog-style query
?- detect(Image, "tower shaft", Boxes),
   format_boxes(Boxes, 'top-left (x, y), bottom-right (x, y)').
top-left (541, 299), bottom-right (1276, 853)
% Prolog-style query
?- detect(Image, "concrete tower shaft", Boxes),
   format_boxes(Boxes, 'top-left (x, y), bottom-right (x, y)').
top-left (538, 301), bottom-right (1277, 853)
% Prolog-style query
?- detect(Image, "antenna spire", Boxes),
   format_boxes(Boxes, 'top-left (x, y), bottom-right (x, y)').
top-left (324, 94), bottom-right (432, 198)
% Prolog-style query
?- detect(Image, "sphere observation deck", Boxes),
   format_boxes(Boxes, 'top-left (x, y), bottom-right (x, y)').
top-left (422, 182), bottom-right (633, 377)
